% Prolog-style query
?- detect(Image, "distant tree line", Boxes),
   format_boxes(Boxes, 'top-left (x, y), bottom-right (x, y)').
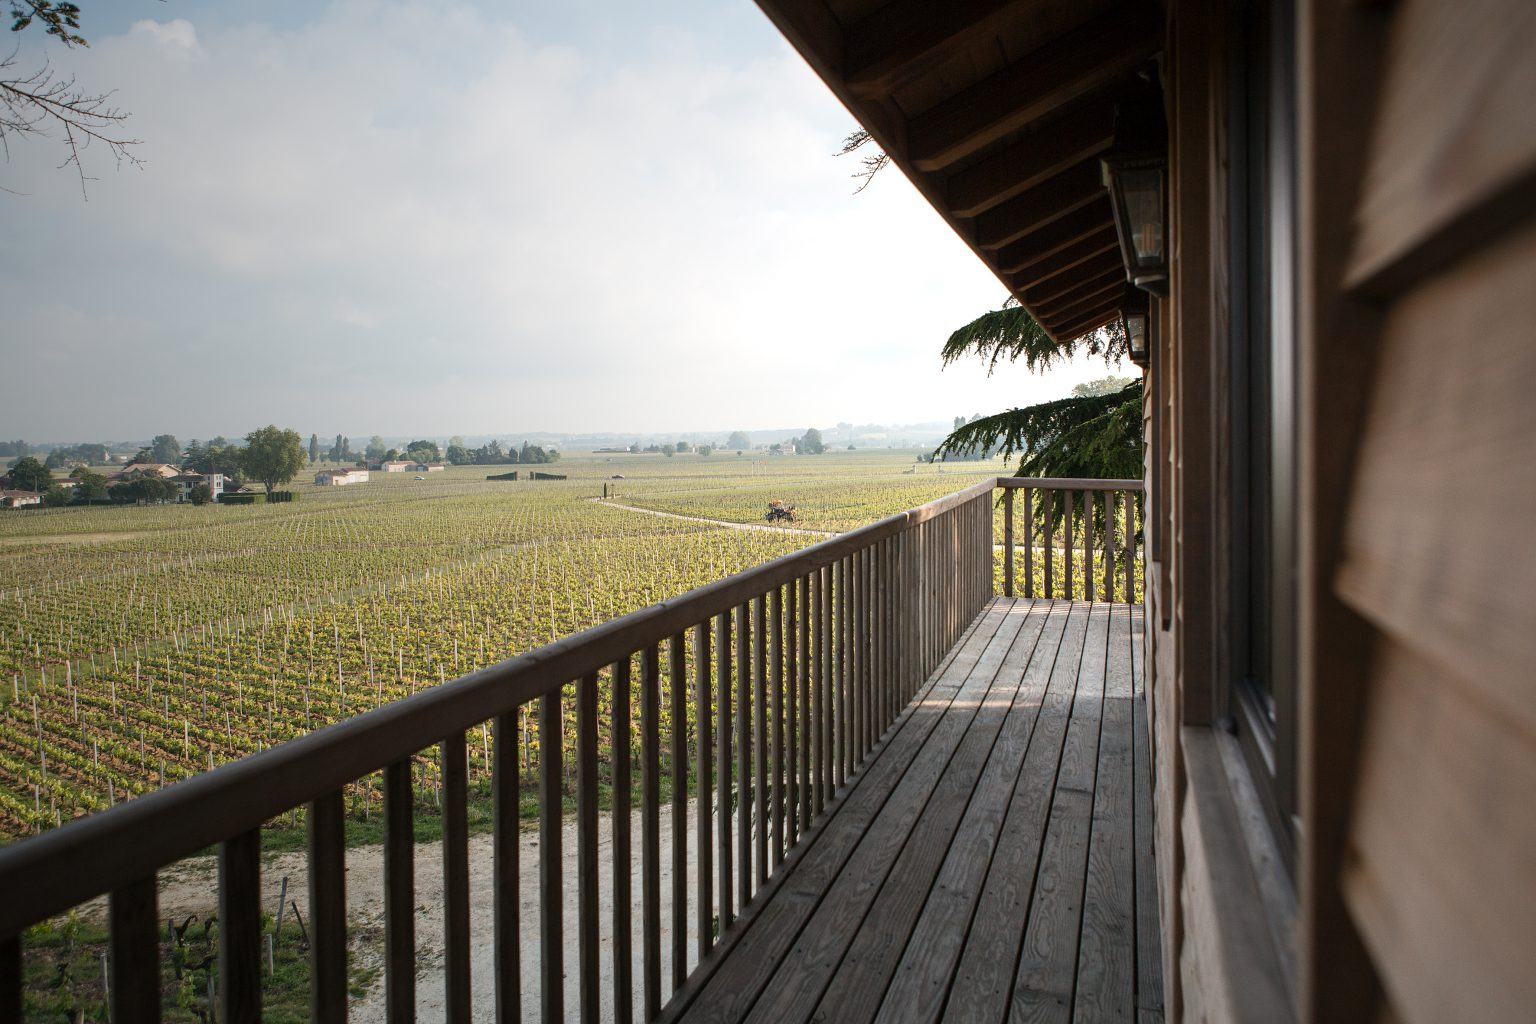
top-left (2, 426), bottom-right (308, 507)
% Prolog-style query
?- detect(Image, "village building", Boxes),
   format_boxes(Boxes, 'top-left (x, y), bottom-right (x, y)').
top-left (170, 473), bottom-right (225, 502)
top-left (314, 467), bottom-right (370, 486)
top-left (0, 490), bottom-right (41, 509)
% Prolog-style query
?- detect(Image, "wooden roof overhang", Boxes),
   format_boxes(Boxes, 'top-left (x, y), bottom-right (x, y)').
top-left (752, 0), bottom-right (1164, 342)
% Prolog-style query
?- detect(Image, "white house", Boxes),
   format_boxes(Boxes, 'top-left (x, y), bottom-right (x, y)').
top-left (374, 460), bottom-right (413, 472)
top-left (315, 468), bottom-right (370, 486)
top-left (0, 490), bottom-right (41, 509)
top-left (171, 473), bottom-right (225, 502)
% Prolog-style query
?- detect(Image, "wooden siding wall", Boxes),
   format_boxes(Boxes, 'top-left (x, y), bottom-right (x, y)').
top-left (1301, 1), bottom-right (1536, 1022)
top-left (1150, 2), bottom-right (1302, 1020)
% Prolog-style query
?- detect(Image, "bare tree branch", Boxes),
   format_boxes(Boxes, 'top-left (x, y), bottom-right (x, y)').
top-left (835, 128), bottom-right (889, 194)
top-left (1, 49), bottom-right (141, 196)
top-left (3, 3), bottom-right (145, 197)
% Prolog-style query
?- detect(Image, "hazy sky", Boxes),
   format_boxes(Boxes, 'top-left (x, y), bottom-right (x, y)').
top-left (1, 0), bottom-right (1132, 442)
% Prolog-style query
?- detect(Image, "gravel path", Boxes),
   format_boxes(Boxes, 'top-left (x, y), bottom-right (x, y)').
top-left (133, 803), bottom-right (707, 1023)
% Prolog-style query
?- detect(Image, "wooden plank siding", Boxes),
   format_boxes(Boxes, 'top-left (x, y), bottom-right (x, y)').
top-left (662, 598), bottom-right (1157, 1024)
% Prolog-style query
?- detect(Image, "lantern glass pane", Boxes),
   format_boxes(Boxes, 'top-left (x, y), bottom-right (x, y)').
top-left (1118, 167), bottom-right (1165, 265)
top-left (1126, 312), bottom-right (1149, 359)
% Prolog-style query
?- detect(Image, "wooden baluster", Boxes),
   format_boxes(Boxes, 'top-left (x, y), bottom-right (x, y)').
top-left (1082, 490), bottom-right (1095, 604)
top-left (308, 789), bottom-right (347, 1023)
top-left (640, 645), bottom-right (662, 1020)
top-left (576, 673), bottom-right (600, 1024)
top-left (786, 580), bottom-right (801, 846)
top-left (611, 658), bottom-right (633, 1024)
top-left (821, 563), bottom-right (834, 803)
top-left (861, 547), bottom-right (873, 757)
top-left (809, 570), bottom-right (823, 817)
top-left (798, 573), bottom-right (812, 828)
top-left (1003, 487), bottom-right (1015, 597)
top-left (1064, 490), bottom-right (1076, 600)
top-left (385, 760), bottom-right (415, 1023)
top-left (736, 603), bottom-right (751, 909)
top-left (841, 552), bottom-right (853, 773)
top-left (1023, 488), bottom-right (1035, 599)
top-left (695, 621), bottom-right (714, 960)
top-left (753, 595), bottom-right (769, 888)
top-left (219, 828), bottom-right (262, 1024)
top-left (717, 609), bottom-right (734, 930)
top-left (1044, 491), bottom-right (1056, 598)
top-left (1126, 492), bottom-right (1137, 602)
top-left (1104, 491), bottom-right (1118, 602)
top-left (668, 633), bottom-right (687, 991)
top-left (539, 691), bottom-right (564, 1024)
top-left (442, 733), bottom-right (471, 1024)
top-left (769, 587), bottom-right (785, 869)
top-left (492, 714), bottom-right (518, 1024)
top-left (109, 877), bottom-right (161, 1024)
top-left (0, 934), bottom-right (17, 1024)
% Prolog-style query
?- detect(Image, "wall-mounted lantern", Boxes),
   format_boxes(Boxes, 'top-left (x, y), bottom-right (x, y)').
top-left (1120, 286), bottom-right (1150, 367)
top-left (1102, 85), bottom-right (1169, 297)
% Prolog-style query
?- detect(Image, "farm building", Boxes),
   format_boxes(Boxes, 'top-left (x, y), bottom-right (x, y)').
top-left (373, 460), bottom-right (413, 472)
top-left (0, 490), bottom-right (40, 509)
top-left (111, 463), bottom-right (181, 481)
top-left (314, 468), bottom-right (370, 486)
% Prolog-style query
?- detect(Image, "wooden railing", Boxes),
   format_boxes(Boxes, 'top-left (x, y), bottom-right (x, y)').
top-left (996, 477), bottom-right (1144, 603)
top-left (0, 480), bottom-right (1009, 1024)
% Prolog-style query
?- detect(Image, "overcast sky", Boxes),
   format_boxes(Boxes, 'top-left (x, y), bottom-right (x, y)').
top-left (1, 0), bottom-right (1131, 443)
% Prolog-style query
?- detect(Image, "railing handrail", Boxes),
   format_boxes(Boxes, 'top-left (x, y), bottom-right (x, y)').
top-left (995, 476), bottom-right (1143, 491)
top-left (0, 477), bottom-right (1000, 936)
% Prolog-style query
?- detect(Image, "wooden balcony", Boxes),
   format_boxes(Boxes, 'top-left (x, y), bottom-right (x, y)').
top-left (664, 597), bottom-right (1158, 1024)
top-left (0, 479), bottom-right (1149, 1024)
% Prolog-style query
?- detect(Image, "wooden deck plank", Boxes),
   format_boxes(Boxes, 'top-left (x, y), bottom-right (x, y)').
top-left (1072, 603), bottom-right (1136, 1022)
top-left (668, 598), bottom-right (1153, 1024)
top-left (739, 601), bottom-right (1040, 1024)
top-left (921, 601), bottom-right (1094, 1024)
top-left (728, 601), bottom-right (1038, 1024)
top-left (660, 598), bottom-right (1017, 1024)
top-left (811, 599), bottom-right (1060, 1024)
top-left (1007, 601), bottom-right (1112, 1023)
top-left (872, 600), bottom-right (1075, 1024)
top-left (779, 598), bottom-right (1051, 1023)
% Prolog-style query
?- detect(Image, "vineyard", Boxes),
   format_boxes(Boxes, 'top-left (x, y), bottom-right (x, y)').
top-left (0, 451), bottom-right (980, 842)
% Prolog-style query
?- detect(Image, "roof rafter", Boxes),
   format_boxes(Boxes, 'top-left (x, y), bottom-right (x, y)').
top-left (974, 160), bottom-right (1107, 251)
top-left (993, 199), bottom-right (1117, 274)
top-left (845, 0), bottom-right (1036, 96)
top-left (1017, 246), bottom-right (1126, 300)
top-left (906, 5), bottom-right (1162, 171)
top-left (946, 97), bottom-right (1117, 217)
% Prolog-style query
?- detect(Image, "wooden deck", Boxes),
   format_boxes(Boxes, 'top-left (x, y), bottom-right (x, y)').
top-left (665, 597), bottom-right (1161, 1024)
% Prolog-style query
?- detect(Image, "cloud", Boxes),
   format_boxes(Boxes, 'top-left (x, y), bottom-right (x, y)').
top-left (0, 2), bottom-right (1123, 440)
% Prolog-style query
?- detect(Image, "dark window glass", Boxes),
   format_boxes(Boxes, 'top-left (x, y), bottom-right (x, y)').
top-left (1227, 0), bottom-right (1298, 868)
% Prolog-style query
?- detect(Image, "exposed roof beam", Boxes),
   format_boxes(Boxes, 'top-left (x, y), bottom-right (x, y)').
top-left (993, 199), bottom-right (1116, 275)
top-left (906, 5), bottom-right (1162, 171)
top-left (845, 0), bottom-right (1034, 96)
top-left (1050, 303), bottom-right (1122, 340)
top-left (974, 160), bottom-right (1106, 251)
top-left (1035, 277), bottom-right (1126, 323)
top-left (947, 98), bottom-right (1116, 217)
top-left (1030, 268), bottom-right (1126, 315)
top-left (1008, 227), bottom-right (1122, 291)
top-left (1018, 248), bottom-right (1126, 302)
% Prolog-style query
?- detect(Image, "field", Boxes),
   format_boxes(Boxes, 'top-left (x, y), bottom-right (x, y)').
top-left (0, 450), bottom-right (1005, 841)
